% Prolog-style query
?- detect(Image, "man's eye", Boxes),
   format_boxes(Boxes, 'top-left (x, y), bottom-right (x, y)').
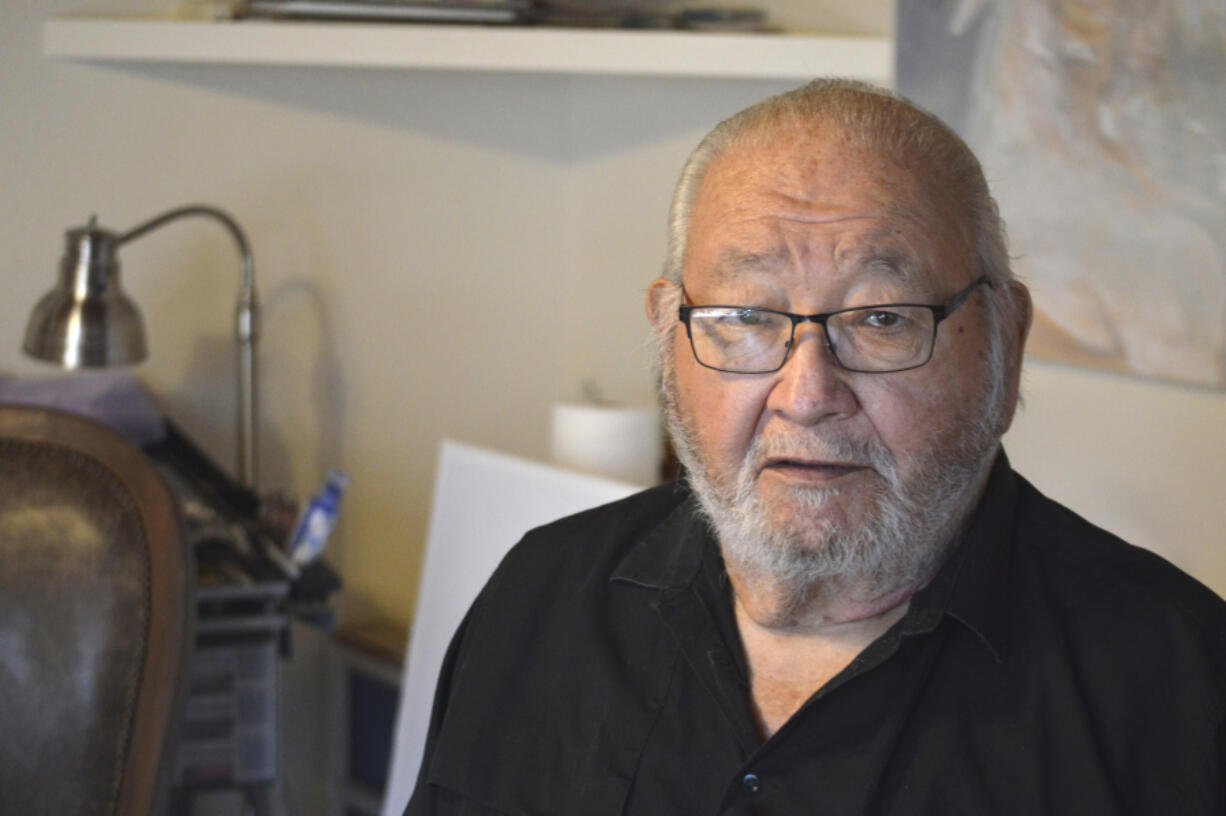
top-left (861, 310), bottom-right (908, 329)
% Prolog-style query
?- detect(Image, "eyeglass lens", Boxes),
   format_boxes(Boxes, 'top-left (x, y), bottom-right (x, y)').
top-left (687, 305), bottom-right (938, 373)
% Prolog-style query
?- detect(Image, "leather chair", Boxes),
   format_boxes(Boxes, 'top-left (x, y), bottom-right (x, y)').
top-left (0, 404), bottom-right (192, 816)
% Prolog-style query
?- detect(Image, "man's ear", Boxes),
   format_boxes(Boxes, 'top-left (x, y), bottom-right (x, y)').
top-left (645, 277), bottom-right (678, 327)
top-left (998, 280), bottom-right (1033, 435)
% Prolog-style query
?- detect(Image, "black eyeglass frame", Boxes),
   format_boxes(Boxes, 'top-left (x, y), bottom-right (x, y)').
top-left (677, 275), bottom-right (993, 375)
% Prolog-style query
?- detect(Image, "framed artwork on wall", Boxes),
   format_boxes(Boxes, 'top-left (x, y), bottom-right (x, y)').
top-left (898, 0), bottom-right (1226, 388)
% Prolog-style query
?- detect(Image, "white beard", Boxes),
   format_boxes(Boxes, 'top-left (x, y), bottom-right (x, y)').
top-left (660, 350), bottom-right (1005, 621)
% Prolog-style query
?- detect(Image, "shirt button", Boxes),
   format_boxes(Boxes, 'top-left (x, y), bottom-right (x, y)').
top-left (742, 773), bottom-right (761, 793)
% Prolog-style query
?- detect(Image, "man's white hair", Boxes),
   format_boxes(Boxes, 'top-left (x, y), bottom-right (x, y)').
top-left (664, 78), bottom-right (1013, 286)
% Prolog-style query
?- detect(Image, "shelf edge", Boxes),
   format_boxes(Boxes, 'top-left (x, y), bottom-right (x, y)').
top-left (44, 17), bottom-right (894, 82)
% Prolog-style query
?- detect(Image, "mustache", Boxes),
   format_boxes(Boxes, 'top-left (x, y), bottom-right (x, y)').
top-left (745, 431), bottom-right (897, 477)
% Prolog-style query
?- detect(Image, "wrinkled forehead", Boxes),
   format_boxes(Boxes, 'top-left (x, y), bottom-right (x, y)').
top-left (686, 126), bottom-right (975, 291)
top-left (704, 222), bottom-right (930, 286)
top-left (725, 119), bottom-right (969, 225)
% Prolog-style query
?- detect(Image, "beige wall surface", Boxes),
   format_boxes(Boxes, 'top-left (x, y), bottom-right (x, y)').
top-left (2, 1), bottom-right (1221, 637)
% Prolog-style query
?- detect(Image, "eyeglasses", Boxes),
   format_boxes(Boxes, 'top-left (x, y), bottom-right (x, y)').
top-left (678, 275), bottom-right (991, 374)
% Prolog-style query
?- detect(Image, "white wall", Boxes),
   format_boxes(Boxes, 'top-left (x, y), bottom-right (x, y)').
top-left (2, 0), bottom-right (1222, 634)
top-left (1005, 361), bottom-right (1226, 596)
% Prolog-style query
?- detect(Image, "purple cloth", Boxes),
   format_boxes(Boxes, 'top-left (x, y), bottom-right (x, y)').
top-left (0, 372), bottom-right (165, 446)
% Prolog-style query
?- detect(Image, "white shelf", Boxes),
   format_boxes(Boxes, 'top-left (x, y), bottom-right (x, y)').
top-left (43, 14), bottom-right (893, 81)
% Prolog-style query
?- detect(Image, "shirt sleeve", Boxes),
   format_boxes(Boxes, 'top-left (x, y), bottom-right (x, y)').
top-left (402, 604), bottom-right (474, 816)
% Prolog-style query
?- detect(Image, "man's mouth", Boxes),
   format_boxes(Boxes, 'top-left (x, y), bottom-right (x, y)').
top-left (759, 458), bottom-right (871, 483)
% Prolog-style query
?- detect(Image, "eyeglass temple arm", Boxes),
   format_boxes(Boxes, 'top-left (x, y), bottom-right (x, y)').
top-left (934, 275), bottom-right (992, 321)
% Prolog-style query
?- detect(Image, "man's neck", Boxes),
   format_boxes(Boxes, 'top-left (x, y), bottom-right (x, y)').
top-left (730, 575), bottom-right (914, 739)
top-left (728, 570), bottom-right (918, 739)
top-left (727, 567), bottom-right (923, 632)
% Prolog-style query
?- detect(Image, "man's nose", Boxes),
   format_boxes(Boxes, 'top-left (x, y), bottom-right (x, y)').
top-left (766, 324), bottom-right (858, 424)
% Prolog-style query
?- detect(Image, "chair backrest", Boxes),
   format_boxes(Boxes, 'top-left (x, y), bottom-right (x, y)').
top-left (0, 404), bottom-right (191, 816)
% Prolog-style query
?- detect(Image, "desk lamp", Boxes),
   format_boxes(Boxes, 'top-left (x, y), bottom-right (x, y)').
top-left (22, 204), bottom-right (260, 489)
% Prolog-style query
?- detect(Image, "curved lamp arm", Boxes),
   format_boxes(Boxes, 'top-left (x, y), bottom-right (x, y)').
top-left (120, 205), bottom-right (261, 489)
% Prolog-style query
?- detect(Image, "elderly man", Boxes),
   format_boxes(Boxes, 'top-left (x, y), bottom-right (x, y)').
top-left (405, 80), bottom-right (1226, 814)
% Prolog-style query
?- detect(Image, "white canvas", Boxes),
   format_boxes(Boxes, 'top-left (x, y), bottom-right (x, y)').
top-left (381, 440), bottom-right (640, 816)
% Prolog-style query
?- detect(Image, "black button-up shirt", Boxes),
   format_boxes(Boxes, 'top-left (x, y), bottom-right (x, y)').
top-left (406, 453), bottom-right (1226, 815)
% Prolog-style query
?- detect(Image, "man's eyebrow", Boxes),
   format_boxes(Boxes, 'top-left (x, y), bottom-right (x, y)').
top-left (834, 242), bottom-right (918, 280)
top-left (711, 248), bottom-right (788, 279)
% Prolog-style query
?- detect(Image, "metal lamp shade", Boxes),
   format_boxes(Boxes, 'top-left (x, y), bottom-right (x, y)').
top-left (22, 225), bottom-right (148, 369)
top-left (22, 205), bottom-right (259, 487)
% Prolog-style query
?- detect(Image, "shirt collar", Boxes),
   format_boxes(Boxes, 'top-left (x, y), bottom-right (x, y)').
top-left (902, 450), bottom-right (1018, 663)
top-left (611, 484), bottom-right (708, 592)
top-left (611, 451), bottom-right (1019, 661)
